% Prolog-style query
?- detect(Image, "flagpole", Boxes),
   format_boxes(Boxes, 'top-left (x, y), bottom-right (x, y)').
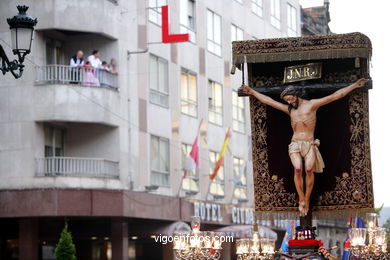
top-left (177, 119), bottom-right (204, 198)
top-left (206, 127), bottom-right (231, 201)
top-left (176, 172), bottom-right (185, 197)
top-left (205, 179), bottom-right (213, 201)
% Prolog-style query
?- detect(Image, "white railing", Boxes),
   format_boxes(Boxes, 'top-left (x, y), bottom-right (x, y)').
top-left (35, 65), bottom-right (118, 89)
top-left (35, 157), bottom-right (119, 178)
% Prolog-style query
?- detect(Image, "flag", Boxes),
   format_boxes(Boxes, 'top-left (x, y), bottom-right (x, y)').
top-left (183, 120), bottom-right (203, 177)
top-left (184, 135), bottom-right (199, 172)
top-left (210, 128), bottom-right (230, 180)
top-left (342, 217), bottom-right (364, 260)
top-left (280, 220), bottom-right (297, 253)
top-left (341, 218), bottom-right (352, 260)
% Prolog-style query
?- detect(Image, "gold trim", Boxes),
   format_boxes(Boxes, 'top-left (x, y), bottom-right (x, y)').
top-left (283, 63), bottom-right (322, 84)
top-left (251, 91), bottom-right (374, 218)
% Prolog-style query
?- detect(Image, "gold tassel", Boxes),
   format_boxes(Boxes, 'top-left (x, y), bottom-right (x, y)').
top-left (355, 57), bottom-right (360, 68)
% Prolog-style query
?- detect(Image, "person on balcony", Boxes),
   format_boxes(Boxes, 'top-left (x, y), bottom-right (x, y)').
top-left (101, 61), bottom-right (110, 72)
top-left (87, 50), bottom-right (102, 69)
top-left (99, 61), bottom-right (111, 88)
top-left (69, 50), bottom-right (84, 83)
top-left (69, 50), bottom-right (84, 67)
top-left (109, 58), bottom-right (118, 74)
top-left (82, 61), bottom-right (99, 87)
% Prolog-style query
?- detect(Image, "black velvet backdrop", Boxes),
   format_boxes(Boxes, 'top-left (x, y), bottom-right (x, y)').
top-left (266, 95), bottom-right (351, 207)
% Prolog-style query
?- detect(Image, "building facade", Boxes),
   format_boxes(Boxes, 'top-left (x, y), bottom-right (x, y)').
top-left (301, 0), bottom-right (331, 36)
top-left (0, 0), bottom-right (301, 259)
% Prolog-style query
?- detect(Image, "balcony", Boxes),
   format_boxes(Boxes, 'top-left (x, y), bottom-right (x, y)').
top-left (33, 0), bottom-right (121, 40)
top-left (35, 157), bottom-right (119, 178)
top-left (36, 65), bottom-right (118, 89)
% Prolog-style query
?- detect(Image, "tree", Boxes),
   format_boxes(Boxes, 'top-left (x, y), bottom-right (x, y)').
top-left (55, 221), bottom-right (76, 260)
top-left (383, 217), bottom-right (390, 250)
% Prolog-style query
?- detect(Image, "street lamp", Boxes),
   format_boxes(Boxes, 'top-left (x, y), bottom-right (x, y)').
top-left (0, 5), bottom-right (37, 79)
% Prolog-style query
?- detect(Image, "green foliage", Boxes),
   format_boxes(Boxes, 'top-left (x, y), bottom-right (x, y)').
top-left (375, 204), bottom-right (384, 215)
top-left (384, 218), bottom-right (390, 251)
top-left (55, 221), bottom-right (76, 260)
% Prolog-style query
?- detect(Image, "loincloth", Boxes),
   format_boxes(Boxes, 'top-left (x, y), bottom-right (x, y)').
top-left (288, 139), bottom-right (325, 173)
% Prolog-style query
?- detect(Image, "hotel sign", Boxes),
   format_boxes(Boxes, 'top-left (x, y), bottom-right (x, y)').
top-left (283, 63), bottom-right (322, 83)
top-left (231, 207), bottom-right (254, 225)
top-left (193, 202), bottom-right (223, 222)
top-left (192, 202), bottom-right (255, 224)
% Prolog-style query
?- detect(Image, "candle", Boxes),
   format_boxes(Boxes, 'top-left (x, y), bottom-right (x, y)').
top-left (205, 238), bottom-right (212, 248)
top-left (368, 221), bottom-right (374, 229)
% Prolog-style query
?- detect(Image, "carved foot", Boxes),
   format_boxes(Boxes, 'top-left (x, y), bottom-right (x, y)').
top-left (299, 201), bottom-right (306, 217)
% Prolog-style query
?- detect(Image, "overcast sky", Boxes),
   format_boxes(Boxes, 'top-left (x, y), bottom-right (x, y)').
top-left (300, 0), bottom-right (390, 207)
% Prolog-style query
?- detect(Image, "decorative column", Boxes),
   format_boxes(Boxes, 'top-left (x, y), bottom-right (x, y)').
top-left (111, 218), bottom-right (129, 260)
top-left (19, 218), bottom-right (38, 260)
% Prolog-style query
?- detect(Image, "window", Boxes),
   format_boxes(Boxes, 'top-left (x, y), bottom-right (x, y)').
top-left (270, 0), bottom-right (281, 29)
top-left (207, 9), bottom-right (222, 56)
top-left (151, 136), bottom-right (170, 186)
top-left (45, 39), bottom-right (64, 65)
top-left (287, 4), bottom-right (298, 37)
top-left (251, 0), bottom-right (263, 17)
top-left (181, 69), bottom-right (197, 117)
top-left (181, 144), bottom-right (199, 192)
top-left (150, 55), bottom-right (169, 107)
top-left (209, 151), bottom-right (224, 198)
top-left (148, 0), bottom-right (167, 25)
top-left (44, 126), bottom-right (65, 157)
top-left (231, 24), bottom-right (244, 43)
top-left (233, 157), bottom-right (247, 201)
top-left (232, 90), bottom-right (245, 133)
top-left (180, 0), bottom-right (196, 42)
top-left (208, 80), bottom-right (223, 125)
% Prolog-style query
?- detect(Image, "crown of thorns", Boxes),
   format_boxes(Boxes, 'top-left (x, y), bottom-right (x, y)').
top-left (280, 85), bottom-right (301, 99)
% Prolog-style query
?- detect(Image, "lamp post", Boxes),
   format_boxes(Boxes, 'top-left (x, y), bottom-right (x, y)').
top-left (0, 5), bottom-right (37, 79)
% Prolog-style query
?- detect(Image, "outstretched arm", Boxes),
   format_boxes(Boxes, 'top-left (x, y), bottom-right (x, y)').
top-left (240, 85), bottom-right (289, 114)
top-left (311, 78), bottom-right (369, 109)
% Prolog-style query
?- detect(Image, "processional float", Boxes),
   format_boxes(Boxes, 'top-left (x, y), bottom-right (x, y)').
top-left (232, 32), bottom-right (380, 259)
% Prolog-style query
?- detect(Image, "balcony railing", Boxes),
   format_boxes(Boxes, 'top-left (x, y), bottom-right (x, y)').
top-left (35, 157), bottom-right (119, 178)
top-left (35, 65), bottom-right (118, 89)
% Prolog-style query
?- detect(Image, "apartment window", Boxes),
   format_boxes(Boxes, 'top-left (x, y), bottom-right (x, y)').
top-left (44, 126), bottom-right (65, 157)
top-left (150, 55), bottom-right (169, 107)
top-left (287, 4), bottom-right (298, 37)
top-left (181, 144), bottom-right (199, 192)
top-left (270, 0), bottom-right (281, 29)
top-left (180, 0), bottom-right (196, 42)
top-left (233, 157), bottom-right (247, 201)
top-left (207, 9), bottom-right (222, 56)
top-left (209, 151), bottom-right (224, 198)
top-left (232, 90), bottom-right (245, 133)
top-left (208, 80), bottom-right (223, 125)
top-left (151, 136), bottom-right (170, 186)
top-left (181, 69), bottom-right (197, 117)
top-left (251, 0), bottom-right (263, 17)
top-left (148, 0), bottom-right (166, 25)
top-left (45, 39), bottom-right (64, 65)
top-left (231, 24), bottom-right (244, 43)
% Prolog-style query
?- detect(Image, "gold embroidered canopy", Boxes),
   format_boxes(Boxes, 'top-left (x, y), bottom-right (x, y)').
top-left (236, 32), bottom-right (374, 219)
top-left (232, 32), bottom-right (371, 66)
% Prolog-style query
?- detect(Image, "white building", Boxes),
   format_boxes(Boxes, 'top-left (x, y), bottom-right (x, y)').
top-left (0, 0), bottom-right (300, 259)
